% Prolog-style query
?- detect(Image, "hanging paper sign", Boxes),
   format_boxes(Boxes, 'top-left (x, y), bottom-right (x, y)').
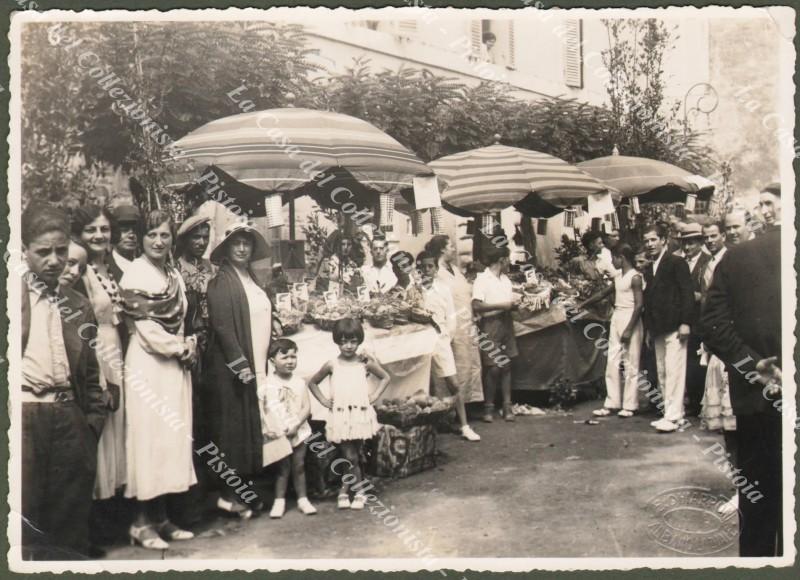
top-left (412, 175), bottom-right (442, 210)
top-left (275, 293), bottom-right (292, 313)
top-left (291, 282), bottom-right (309, 303)
top-left (536, 219), bottom-right (547, 235)
top-left (356, 285), bottom-right (370, 302)
top-left (264, 193), bottom-right (284, 228)
top-left (588, 191), bottom-right (614, 217)
top-left (630, 197), bottom-right (641, 215)
top-left (379, 193), bottom-right (395, 228)
top-left (411, 210), bottom-right (425, 235)
top-left (323, 289), bottom-right (339, 306)
top-left (610, 211), bottom-right (620, 231)
top-left (481, 214), bottom-right (497, 236)
top-left (685, 193), bottom-right (697, 212)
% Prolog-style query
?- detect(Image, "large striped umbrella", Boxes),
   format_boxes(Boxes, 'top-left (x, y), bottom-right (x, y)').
top-left (576, 154), bottom-right (714, 204)
top-left (429, 144), bottom-right (612, 218)
top-left (164, 108), bottom-right (434, 203)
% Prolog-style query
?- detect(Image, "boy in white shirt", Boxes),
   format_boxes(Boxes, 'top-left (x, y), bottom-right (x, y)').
top-left (472, 245), bottom-right (520, 422)
top-left (416, 250), bottom-right (480, 442)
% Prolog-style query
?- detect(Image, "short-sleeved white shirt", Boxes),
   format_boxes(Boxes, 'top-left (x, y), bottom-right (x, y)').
top-left (472, 269), bottom-right (513, 318)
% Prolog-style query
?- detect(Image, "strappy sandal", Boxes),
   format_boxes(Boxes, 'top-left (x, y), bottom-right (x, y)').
top-left (217, 497), bottom-right (253, 520)
top-left (129, 524), bottom-right (169, 550)
top-left (156, 520), bottom-right (194, 541)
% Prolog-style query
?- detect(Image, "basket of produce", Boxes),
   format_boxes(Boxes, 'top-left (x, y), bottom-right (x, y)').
top-left (362, 300), bottom-right (397, 330)
top-left (277, 311), bottom-right (304, 336)
top-left (374, 391), bottom-right (454, 428)
top-left (309, 298), bottom-right (363, 331)
top-left (518, 281), bottom-right (553, 313)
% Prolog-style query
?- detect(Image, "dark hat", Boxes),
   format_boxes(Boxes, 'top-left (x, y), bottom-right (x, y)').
top-left (111, 204), bottom-right (142, 224)
top-left (761, 182), bottom-right (781, 197)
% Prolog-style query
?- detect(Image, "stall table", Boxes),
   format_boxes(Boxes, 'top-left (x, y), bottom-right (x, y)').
top-left (511, 303), bottom-right (606, 392)
top-left (288, 322), bottom-right (439, 421)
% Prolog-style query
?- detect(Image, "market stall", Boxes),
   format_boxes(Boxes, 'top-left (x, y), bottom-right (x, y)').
top-left (284, 321), bottom-right (439, 421)
top-left (510, 302), bottom-right (606, 392)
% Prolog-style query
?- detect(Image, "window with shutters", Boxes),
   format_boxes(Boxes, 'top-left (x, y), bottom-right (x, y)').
top-left (396, 20), bottom-right (418, 40)
top-left (563, 19), bottom-right (583, 88)
top-left (506, 21), bottom-right (516, 70)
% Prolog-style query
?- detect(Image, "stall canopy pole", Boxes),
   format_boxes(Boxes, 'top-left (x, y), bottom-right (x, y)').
top-left (289, 198), bottom-right (296, 240)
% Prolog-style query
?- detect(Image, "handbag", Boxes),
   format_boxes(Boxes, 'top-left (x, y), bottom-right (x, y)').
top-left (105, 382), bottom-right (121, 412)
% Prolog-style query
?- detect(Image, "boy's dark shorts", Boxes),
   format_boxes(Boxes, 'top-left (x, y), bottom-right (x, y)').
top-left (478, 312), bottom-right (518, 368)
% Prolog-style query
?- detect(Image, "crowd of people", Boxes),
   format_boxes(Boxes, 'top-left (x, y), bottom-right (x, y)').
top-left (18, 180), bottom-right (783, 561)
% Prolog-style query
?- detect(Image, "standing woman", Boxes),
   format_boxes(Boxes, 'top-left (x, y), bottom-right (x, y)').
top-left (120, 210), bottom-right (197, 549)
top-left (426, 235), bottom-right (484, 404)
top-left (205, 222), bottom-right (280, 518)
top-left (70, 206), bottom-right (127, 502)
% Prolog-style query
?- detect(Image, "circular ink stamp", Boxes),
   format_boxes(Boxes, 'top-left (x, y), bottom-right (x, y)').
top-left (646, 486), bottom-right (740, 555)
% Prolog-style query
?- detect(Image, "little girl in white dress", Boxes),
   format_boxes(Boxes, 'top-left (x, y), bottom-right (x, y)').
top-left (308, 318), bottom-right (390, 510)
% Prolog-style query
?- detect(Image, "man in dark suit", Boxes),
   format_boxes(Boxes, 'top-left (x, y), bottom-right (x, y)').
top-left (20, 204), bottom-right (106, 560)
top-left (679, 223), bottom-right (712, 417)
top-left (642, 223), bottom-right (694, 432)
top-left (702, 184), bottom-right (782, 556)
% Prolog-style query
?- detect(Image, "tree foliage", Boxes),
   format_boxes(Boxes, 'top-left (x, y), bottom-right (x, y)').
top-left (21, 19), bottom-right (718, 211)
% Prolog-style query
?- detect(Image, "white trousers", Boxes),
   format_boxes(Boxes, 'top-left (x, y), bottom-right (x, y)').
top-left (654, 331), bottom-right (688, 422)
top-left (604, 312), bottom-right (642, 411)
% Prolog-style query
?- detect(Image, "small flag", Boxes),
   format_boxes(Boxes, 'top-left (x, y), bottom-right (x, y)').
top-left (563, 209), bottom-right (575, 228)
top-left (685, 193), bottom-right (697, 212)
top-left (411, 210), bottom-right (425, 235)
top-left (631, 197), bottom-right (641, 214)
top-left (430, 207), bottom-right (443, 234)
top-left (536, 219), bottom-right (547, 235)
top-left (264, 194), bottom-right (284, 228)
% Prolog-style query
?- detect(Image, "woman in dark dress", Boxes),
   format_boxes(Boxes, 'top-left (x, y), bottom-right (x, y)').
top-left (203, 222), bottom-right (280, 518)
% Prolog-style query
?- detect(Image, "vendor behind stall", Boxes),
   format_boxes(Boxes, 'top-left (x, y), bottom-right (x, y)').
top-left (362, 235), bottom-right (397, 296)
top-left (317, 233), bottom-right (363, 295)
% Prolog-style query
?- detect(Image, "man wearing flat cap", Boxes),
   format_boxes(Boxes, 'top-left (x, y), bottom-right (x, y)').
top-left (109, 204), bottom-right (141, 276)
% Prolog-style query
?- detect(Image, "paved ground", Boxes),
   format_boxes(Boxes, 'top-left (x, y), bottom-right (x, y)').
top-left (104, 399), bottom-right (739, 561)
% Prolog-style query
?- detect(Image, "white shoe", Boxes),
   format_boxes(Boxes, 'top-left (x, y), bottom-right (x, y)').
top-left (350, 494), bottom-right (366, 510)
top-left (461, 425), bottom-right (481, 442)
top-left (593, 408), bottom-right (613, 417)
top-left (676, 418), bottom-right (691, 429)
top-left (650, 419), bottom-right (662, 427)
top-left (618, 410), bottom-right (634, 418)
top-left (269, 499), bottom-right (286, 519)
top-left (297, 497), bottom-right (317, 515)
top-left (653, 418), bottom-right (678, 432)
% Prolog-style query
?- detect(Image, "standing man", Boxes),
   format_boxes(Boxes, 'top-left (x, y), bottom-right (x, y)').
top-left (679, 223), bottom-right (711, 417)
top-left (109, 204), bottom-right (141, 277)
top-left (362, 236), bottom-right (397, 296)
top-left (642, 224), bottom-right (694, 432)
top-left (20, 204), bottom-right (106, 559)
top-left (723, 211), bottom-right (753, 246)
top-left (701, 183), bottom-right (782, 556)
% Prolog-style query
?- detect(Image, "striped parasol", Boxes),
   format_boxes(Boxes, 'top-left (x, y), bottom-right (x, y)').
top-left (576, 153), bottom-right (715, 204)
top-left (164, 108), bottom-right (434, 200)
top-left (429, 144), bottom-right (612, 218)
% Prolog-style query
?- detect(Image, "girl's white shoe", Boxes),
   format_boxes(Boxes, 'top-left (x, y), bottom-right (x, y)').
top-left (297, 497), bottom-right (317, 515)
top-left (269, 499), bottom-right (286, 519)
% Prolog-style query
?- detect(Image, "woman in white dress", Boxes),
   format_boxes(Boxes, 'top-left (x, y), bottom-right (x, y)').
top-left (426, 235), bottom-right (484, 403)
top-left (71, 206), bottom-right (127, 500)
top-left (120, 210), bottom-right (197, 550)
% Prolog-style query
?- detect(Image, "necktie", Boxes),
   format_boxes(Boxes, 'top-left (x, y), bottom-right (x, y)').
top-left (47, 294), bottom-right (70, 387)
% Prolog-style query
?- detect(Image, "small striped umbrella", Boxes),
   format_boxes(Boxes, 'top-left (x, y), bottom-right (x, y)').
top-left (576, 153), bottom-right (714, 204)
top-left (429, 144), bottom-right (612, 218)
top-left (164, 108), bottom-right (434, 202)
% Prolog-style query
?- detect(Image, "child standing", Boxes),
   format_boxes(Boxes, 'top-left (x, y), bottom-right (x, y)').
top-left (580, 244), bottom-right (644, 417)
top-left (308, 318), bottom-right (390, 510)
top-left (265, 338), bottom-right (317, 518)
top-left (416, 250), bottom-right (481, 441)
top-left (472, 246), bottom-right (520, 422)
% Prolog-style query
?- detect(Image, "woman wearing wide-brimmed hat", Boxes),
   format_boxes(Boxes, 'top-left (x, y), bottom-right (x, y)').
top-left (203, 221), bottom-right (281, 518)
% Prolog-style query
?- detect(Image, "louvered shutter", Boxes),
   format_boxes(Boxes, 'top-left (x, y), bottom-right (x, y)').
top-left (563, 19), bottom-right (583, 88)
top-left (470, 21), bottom-right (483, 57)
top-left (507, 21), bottom-right (516, 69)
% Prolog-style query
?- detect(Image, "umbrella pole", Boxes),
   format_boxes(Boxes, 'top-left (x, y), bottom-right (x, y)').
top-left (289, 199), bottom-right (296, 240)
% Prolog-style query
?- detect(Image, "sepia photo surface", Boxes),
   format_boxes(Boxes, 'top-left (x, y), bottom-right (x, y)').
top-left (5, 4), bottom-right (797, 574)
